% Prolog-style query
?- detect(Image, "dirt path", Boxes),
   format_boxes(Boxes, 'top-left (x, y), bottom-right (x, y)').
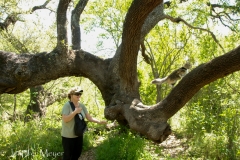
top-left (159, 134), bottom-right (188, 158)
top-left (79, 148), bottom-right (95, 160)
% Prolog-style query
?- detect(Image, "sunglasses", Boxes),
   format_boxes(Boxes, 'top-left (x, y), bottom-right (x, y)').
top-left (73, 93), bottom-right (82, 96)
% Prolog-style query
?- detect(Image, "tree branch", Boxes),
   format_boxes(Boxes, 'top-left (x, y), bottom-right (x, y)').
top-left (207, 2), bottom-right (240, 32)
top-left (71, 0), bottom-right (89, 50)
top-left (141, 3), bottom-right (164, 41)
top-left (56, 0), bottom-right (71, 50)
top-left (0, 15), bottom-right (17, 31)
top-left (163, 14), bottom-right (226, 53)
top-left (140, 42), bottom-right (151, 64)
top-left (107, 45), bottom-right (240, 142)
top-left (0, 49), bottom-right (110, 96)
top-left (119, 0), bottom-right (163, 94)
top-left (160, 45), bottom-right (240, 118)
top-left (110, 3), bottom-right (165, 90)
top-left (31, 0), bottom-right (52, 13)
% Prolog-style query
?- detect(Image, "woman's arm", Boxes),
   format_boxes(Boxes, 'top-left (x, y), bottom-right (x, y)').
top-left (85, 113), bottom-right (107, 124)
top-left (62, 107), bottom-right (82, 123)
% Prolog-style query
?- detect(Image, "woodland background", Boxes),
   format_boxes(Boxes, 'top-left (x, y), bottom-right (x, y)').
top-left (0, 0), bottom-right (240, 159)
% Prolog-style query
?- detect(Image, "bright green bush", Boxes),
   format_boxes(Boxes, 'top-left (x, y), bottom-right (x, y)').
top-left (0, 116), bottom-right (63, 160)
top-left (178, 77), bottom-right (240, 160)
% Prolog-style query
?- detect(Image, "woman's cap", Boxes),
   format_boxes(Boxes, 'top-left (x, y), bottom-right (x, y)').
top-left (68, 86), bottom-right (83, 99)
top-left (75, 88), bottom-right (83, 93)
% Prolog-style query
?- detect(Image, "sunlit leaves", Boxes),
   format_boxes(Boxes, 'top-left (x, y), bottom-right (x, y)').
top-left (81, 0), bottom-right (132, 48)
top-left (179, 76), bottom-right (240, 159)
top-left (0, 0), bottom-right (19, 17)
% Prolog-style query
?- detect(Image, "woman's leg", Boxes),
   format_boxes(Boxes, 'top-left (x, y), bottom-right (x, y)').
top-left (73, 136), bottom-right (83, 160)
top-left (62, 137), bottom-right (74, 160)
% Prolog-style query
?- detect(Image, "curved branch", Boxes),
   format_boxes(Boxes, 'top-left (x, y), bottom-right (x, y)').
top-left (221, 11), bottom-right (240, 21)
top-left (159, 45), bottom-right (240, 118)
top-left (106, 45), bottom-right (240, 142)
top-left (0, 1), bottom-right (53, 31)
top-left (210, 11), bottom-right (240, 32)
top-left (207, 2), bottom-right (240, 32)
top-left (31, 0), bottom-right (52, 13)
top-left (0, 50), bottom-right (109, 95)
top-left (0, 15), bottom-right (17, 31)
top-left (163, 14), bottom-right (226, 53)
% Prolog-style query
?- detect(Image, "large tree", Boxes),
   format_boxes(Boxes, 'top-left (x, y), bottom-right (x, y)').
top-left (0, 0), bottom-right (239, 142)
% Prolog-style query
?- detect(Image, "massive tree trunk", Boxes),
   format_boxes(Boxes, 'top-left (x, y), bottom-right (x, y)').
top-left (0, 0), bottom-right (240, 142)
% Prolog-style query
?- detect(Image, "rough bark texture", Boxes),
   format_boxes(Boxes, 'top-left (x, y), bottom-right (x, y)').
top-left (0, 0), bottom-right (240, 142)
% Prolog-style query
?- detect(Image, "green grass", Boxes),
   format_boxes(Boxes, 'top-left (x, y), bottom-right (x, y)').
top-left (0, 102), bottom-right (239, 160)
top-left (95, 128), bottom-right (152, 160)
top-left (0, 116), bottom-right (63, 160)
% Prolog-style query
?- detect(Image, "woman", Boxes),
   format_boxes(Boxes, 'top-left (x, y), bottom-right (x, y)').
top-left (61, 86), bottom-right (107, 160)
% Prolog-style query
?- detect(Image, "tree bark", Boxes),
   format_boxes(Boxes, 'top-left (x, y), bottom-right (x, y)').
top-left (71, 0), bottom-right (89, 50)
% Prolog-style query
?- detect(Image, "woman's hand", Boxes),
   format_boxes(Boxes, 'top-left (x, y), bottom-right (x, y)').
top-left (99, 120), bottom-right (107, 125)
top-left (74, 107), bottom-right (82, 114)
top-left (85, 113), bottom-right (108, 125)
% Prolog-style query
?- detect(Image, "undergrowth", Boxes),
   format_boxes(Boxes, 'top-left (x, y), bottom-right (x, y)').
top-left (0, 102), bottom-right (239, 160)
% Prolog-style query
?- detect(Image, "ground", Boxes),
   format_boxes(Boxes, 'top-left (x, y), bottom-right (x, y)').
top-left (79, 148), bottom-right (95, 160)
top-left (79, 134), bottom-right (188, 160)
